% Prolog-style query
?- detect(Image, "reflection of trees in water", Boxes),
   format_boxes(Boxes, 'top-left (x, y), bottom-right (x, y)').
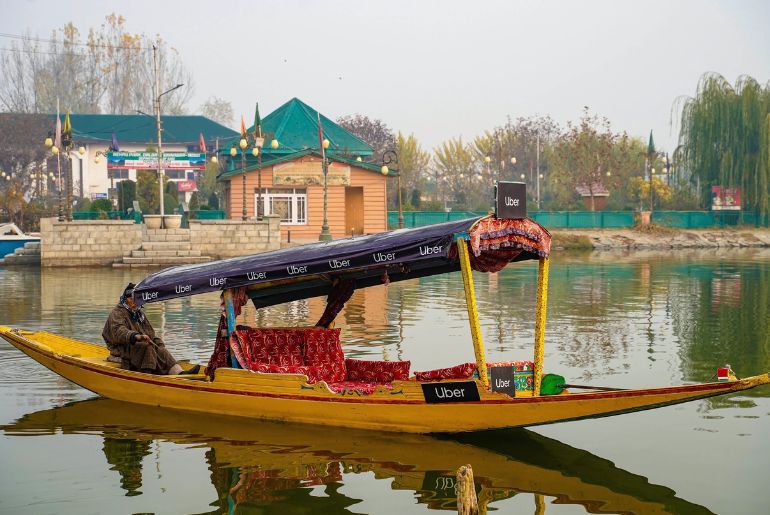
top-left (670, 260), bottom-right (770, 385)
top-left (102, 437), bottom-right (152, 497)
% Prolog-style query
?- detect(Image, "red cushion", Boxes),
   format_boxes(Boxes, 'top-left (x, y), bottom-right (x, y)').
top-left (345, 359), bottom-right (410, 383)
top-left (235, 328), bottom-right (305, 368)
top-left (302, 328), bottom-right (346, 382)
top-left (414, 362), bottom-right (478, 381)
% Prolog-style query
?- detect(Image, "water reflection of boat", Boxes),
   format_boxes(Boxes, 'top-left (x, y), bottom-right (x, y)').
top-left (2, 398), bottom-right (714, 514)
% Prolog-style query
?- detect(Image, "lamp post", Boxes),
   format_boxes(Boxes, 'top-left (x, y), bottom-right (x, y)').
top-left (153, 45), bottom-right (184, 227)
top-left (45, 126), bottom-right (81, 221)
top-left (318, 137), bottom-right (332, 241)
top-left (662, 153), bottom-right (672, 186)
top-left (381, 150), bottom-right (402, 229)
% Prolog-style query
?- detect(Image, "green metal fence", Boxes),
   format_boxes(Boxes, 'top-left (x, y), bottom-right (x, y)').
top-left (387, 211), bottom-right (487, 229)
top-left (388, 210), bottom-right (770, 229)
top-left (531, 211), bottom-right (636, 228)
top-left (73, 211), bottom-right (135, 221)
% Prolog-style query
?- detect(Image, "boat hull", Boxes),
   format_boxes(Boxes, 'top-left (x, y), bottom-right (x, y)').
top-left (0, 237), bottom-right (38, 257)
top-left (3, 327), bottom-right (768, 433)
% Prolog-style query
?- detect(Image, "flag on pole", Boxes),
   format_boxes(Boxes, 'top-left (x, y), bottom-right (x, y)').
top-left (110, 131), bottom-right (120, 151)
top-left (199, 133), bottom-right (206, 153)
top-left (240, 116), bottom-right (247, 139)
top-left (54, 114), bottom-right (62, 149)
top-left (253, 103), bottom-right (262, 139)
top-left (317, 112), bottom-right (325, 161)
top-left (63, 111), bottom-right (72, 139)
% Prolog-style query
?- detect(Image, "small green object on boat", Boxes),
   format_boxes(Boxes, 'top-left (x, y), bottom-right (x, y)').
top-left (540, 374), bottom-right (566, 395)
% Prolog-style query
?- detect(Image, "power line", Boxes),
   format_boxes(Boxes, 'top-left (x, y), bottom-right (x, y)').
top-left (0, 46), bottom-right (93, 58)
top-left (0, 32), bottom-right (153, 52)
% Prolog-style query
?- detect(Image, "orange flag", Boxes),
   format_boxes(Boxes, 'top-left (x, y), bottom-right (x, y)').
top-left (240, 116), bottom-right (247, 139)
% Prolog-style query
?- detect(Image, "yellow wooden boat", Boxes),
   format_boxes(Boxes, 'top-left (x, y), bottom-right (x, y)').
top-left (3, 398), bottom-right (716, 514)
top-left (2, 211), bottom-right (768, 433)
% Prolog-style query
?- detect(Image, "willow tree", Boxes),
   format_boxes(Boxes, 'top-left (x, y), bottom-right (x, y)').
top-left (676, 73), bottom-right (770, 214)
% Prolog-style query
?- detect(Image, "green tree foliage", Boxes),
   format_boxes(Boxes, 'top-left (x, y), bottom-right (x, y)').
top-left (433, 138), bottom-right (480, 210)
top-left (136, 170), bottom-right (159, 214)
top-left (196, 161), bottom-right (219, 206)
top-left (394, 132), bottom-right (430, 210)
top-left (91, 198), bottom-right (113, 213)
top-left (189, 191), bottom-right (201, 212)
top-left (549, 108), bottom-right (644, 211)
top-left (116, 180), bottom-right (136, 212)
top-left (677, 73), bottom-right (770, 214)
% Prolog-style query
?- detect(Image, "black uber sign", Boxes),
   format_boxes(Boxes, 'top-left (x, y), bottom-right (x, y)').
top-left (490, 365), bottom-right (516, 396)
top-left (495, 181), bottom-right (527, 219)
top-left (421, 381), bottom-right (481, 404)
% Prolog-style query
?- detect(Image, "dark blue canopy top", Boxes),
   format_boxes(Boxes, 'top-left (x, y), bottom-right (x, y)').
top-left (133, 216), bottom-right (549, 308)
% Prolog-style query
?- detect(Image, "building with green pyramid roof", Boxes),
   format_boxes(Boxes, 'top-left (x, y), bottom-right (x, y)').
top-left (219, 98), bottom-right (390, 242)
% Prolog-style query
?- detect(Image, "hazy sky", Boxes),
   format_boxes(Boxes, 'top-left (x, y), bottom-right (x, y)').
top-left (3, 0), bottom-right (769, 154)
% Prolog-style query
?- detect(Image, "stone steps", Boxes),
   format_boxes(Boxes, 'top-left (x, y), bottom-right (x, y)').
top-left (126, 249), bottom-right (202, 258)
top-left (1, 241), bottom-right (41, 266)
top-left (113, 228), bottom-right (212, 267)
top-left (119, 256), bottom-right (213, 265)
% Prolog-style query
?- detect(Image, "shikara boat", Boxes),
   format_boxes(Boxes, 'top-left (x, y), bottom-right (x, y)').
top-left (2, 398), bottom-right (716, 514)
top-left (2, 207), bottom-right (768, 433)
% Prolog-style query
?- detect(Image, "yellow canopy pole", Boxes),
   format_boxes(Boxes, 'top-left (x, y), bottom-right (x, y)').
top-left (533, 257), bottom-right (550, 396)
top-left (457, 237), bottom-right (489, 389)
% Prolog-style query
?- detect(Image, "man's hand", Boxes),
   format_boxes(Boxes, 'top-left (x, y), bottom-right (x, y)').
top-left (135, 333), bottom-right (152, 344)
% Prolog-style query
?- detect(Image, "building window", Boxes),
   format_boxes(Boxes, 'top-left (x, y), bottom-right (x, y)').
top-left (165, 170), bottom-right (185, 180)
top-left (108, 169), bottom-right (129, 179)
top-left (256, 188), bottom-right (307, 224)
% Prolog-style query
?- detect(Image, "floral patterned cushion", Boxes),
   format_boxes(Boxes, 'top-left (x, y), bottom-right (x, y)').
top-left (414, 362), bottom-right (478, 381)
top-left (327, 381), bottom-right (394, 395)
top-left (236, 328), bottom-right (305, 368)
top-left (345, 359), bottom-right (411, 383)
top-left (302, 328), bottom-right (346, 382)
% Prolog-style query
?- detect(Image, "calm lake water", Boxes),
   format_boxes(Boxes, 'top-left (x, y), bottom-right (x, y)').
top-left (1, 249), bottom-right (769, 514)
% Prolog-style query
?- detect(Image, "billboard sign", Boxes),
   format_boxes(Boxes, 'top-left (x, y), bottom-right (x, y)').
top-left (711, 186), bottom-right (741, 211)
top-left (106, 152), bottom-right (206, 170)
top-left (176, 180), bottom-right (197, 192)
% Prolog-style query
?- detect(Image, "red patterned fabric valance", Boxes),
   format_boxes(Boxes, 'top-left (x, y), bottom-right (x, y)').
top-left (465, 216), bottom-right (551, 273)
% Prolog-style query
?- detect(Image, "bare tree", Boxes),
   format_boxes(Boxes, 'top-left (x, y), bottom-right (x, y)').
top-left (0, 14), bottom-right (194, 115)
top-left (200, 96), bottom-right (234, 127)
top-left (336, 114), bottom-right (396, 163)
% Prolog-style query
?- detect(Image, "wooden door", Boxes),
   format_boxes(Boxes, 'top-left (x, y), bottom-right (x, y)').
top-left (345, 187), bottom-right (364, 236)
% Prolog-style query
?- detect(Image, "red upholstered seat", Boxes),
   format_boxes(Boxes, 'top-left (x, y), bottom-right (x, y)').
top-left (345, 358), bottom-right (411, 383)
top-left (302, 328), bottom-right (346, 383)
top-left (414, 362), bottom-right (478, 381)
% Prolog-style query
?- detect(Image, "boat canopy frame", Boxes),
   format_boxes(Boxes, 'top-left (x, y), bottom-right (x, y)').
top-left (134, 215), bottom-right (553, 394)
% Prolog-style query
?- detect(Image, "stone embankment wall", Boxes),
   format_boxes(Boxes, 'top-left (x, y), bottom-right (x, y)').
top-left (40, 218), bottom-right (142, 266)
top-left (40, 216), bottom-right (281, 266)
top-left (189, 216), bottom-right (281, 258)
top-left (553, 228), bottom-right (770, 250)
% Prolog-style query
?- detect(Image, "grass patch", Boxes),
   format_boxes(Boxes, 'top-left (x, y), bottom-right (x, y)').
top-left (632, 223), bottom-right (680, 235)
top-left (551, 233), bottom-right (593, 250)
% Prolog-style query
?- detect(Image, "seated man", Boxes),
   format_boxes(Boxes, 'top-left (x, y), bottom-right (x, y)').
top-left (102, 283), bottom-right (199, 375)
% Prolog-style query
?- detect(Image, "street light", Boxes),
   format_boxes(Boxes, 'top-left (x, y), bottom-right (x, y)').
top-left (381, 150), bottom-right (402, 229)
top-left (319, 137), bottom-right (333, 241)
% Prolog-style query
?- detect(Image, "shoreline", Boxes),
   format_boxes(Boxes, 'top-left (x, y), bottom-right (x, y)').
top-left (551, 227), bottom-right (770, 251)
